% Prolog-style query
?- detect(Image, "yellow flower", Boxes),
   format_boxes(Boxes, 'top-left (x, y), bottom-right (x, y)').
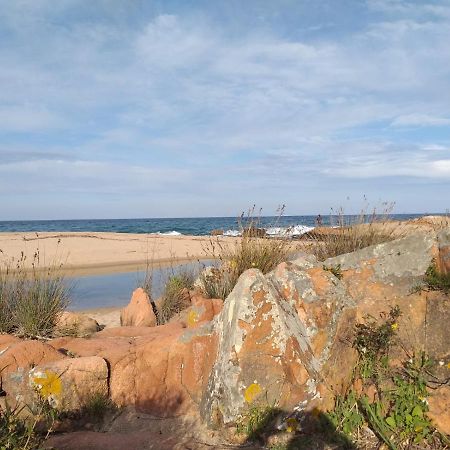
top-left (244, 383), bottom-right (262, 403)
top-left (447, 362), bottom-right (450, 369)
top-left (286, 417), bottom-right (298, 433)
top-left (391, 323), bottom-right (398, 331)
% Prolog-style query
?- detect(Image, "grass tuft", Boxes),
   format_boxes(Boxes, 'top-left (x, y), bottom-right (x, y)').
top-left (201, 207), bottom-right (293, 300)
top-left (157, 271), bottom-right (194, 324)
top-left (0, 249), bottom-right (70, 338)
top-left (309, 202), bottom-right (397, 261)
top-left (423, 263), bottom-right (450, 293)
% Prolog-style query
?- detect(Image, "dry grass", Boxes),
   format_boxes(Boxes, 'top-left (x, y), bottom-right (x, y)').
top-left (0, 249), bottom-right (70, 337)
top-left (157, 271), bottom-right (194, 324)
top-left (309, 203), bottom-right (397, 261)
top-left (201, 208), bottom-right (293, 300)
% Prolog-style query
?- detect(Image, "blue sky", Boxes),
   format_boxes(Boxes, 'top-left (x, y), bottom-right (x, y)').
top-left (1, 0), bottom-right (449, 219)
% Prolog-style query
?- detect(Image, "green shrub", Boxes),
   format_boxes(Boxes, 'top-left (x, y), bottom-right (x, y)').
top-left (0, 403), bottom-right (42, 450)
top-left (327, 308), bottom-right (448, 449)
top-left (0, 250), bottom-right (70, 338)
top-left (157, 271), bottom-right (194, 324)
top-left (423, 263), bottom-right (450, 293)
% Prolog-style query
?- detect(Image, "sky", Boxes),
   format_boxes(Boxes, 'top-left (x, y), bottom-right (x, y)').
top-left (0, 0), bottom-right (449, 220)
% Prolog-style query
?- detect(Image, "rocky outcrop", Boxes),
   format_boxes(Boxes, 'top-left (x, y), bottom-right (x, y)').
top-left (120, 288), bottom-right (156, 327)
top-left (1, 228), bottom-right (450, 438)
top-left (47, 321), bottom-right (218, 416)
top-left (0, 339), bottom-right (65, 377)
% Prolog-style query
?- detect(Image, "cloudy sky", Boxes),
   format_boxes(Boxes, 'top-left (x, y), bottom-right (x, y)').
top-left (1, 0), bottom-right (449, 220)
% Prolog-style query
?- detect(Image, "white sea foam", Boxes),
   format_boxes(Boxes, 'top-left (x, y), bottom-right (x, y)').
top-left (223, 225), bottom-right (314, 238)
top-left (154, 230), bottom-right (183, 236)
top-left (223, 229), bottom-right (241, 237)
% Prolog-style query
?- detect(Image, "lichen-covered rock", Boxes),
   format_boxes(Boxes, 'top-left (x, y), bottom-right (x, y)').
top-left (169, 295), bottom-right (223, 328)
top-left (120, 288), bottom-right (156, 327)
top-left (4, 355), bottom-right (108, 413)
top-left (269, 261), bottom-right (353, 364)
top-left (31, 356), bottom-right (108, 411)
top-left (323, 232), bottom-right (438, 351)
top-left (201, 268), bottom-right (323, 426)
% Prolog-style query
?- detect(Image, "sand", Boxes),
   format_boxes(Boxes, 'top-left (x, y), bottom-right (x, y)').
top-left (0, 232), bottom-right (234, 276)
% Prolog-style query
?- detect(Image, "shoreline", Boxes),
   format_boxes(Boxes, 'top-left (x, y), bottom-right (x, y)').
top-left (0, 231), bottom-right (230, 276)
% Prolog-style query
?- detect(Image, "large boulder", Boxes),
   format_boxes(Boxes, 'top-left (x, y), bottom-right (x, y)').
top-left (200, 268), bottom-right (325, 426)
top-left (323, 232), bottom-right (438, 352)
top-left (120, 288), bottom-right (156, 327)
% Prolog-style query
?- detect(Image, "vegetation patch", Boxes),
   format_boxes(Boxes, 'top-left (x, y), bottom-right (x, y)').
top-left (0, 249), bottom-right (70, 338)
top-left (0, 395), bottom-right (57, 450)
top-left (202, 208), bottom-right (293, 300)
top-left (310, 202), bottom-right (397, 261)
top-left (327, 307), bottom-right (449, 449)
top-left (236, 405), bottom-right (281, 442)
top-left (423, 263), bottom-right (450, 293)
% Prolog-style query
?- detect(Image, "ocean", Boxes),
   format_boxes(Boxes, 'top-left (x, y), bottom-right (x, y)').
top-left (0, 214), bottom-right (434, 236)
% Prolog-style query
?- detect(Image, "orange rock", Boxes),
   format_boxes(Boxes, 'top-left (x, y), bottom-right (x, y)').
top-left (95, 326), bottom-right (161, 338)
top-left (48, 321), bottom-right (217, 417)
top-left (27, 356), bottom-right (109, 411)
top-left (0, 334), bottom-right (20, 351)
top-left (0, 339), bottom-right (65, 377)
top-left (120, 288), bottom-right (156, 327)
top-left (427, 385), bottom-right (450, 435)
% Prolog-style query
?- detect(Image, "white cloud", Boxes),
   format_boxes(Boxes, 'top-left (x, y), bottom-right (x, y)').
top-left (391, 114), bottom-right (450, 127)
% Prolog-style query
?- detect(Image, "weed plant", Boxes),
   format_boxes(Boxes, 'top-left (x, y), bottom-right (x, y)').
top-left (423, 263), bottom-right (450, 293)
top-left (236, 405), bottom-right (281, 442)
top-left (327, 307), bottom-right (448, 449)
top-left (0, 396), bottom-right (57, 450)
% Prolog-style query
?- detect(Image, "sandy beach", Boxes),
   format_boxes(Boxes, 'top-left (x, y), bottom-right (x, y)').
top-left (0, 232), bottom-right (235, 275)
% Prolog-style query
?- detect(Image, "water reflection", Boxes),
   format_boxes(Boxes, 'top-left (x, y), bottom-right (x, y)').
top-left (68, 260), bottom-right (211, 310)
